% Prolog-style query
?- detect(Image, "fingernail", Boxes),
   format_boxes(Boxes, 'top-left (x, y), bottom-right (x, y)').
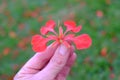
top-left (59, 44), bottom-right (68, 55)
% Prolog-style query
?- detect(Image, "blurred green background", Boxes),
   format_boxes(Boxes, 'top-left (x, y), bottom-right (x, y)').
top-left (0, 0), bottom-right (120, 80)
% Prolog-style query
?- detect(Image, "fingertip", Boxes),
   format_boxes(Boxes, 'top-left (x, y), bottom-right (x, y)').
top-left (38, 44), bottom-right (71, 79)
top-left (71, 52), bottom-right (77, 64)
top-left (66, 52), bottom-right (77, 67)
top-left (73, 52), bottom-right (77, 60)
top-left (55, 52), bottom-right (77, 79)
top-left (48, 44), bottom-right (71, 68)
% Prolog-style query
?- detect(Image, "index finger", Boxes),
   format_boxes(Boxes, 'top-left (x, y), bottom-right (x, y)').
top-left (18, 43), bottom-right (59, 74)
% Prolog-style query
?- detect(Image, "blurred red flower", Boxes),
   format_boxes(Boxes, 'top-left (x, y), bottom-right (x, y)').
top-left (31, 20), bottom-right (92, 52)
top-left (3, 47), bottom-right (11, 56)
top-left (101, 47), bottom-right (107, 57)
top-left (110, 73), bottom-right (115, 79)
top-left (96, 10), bottom-right (103, 18)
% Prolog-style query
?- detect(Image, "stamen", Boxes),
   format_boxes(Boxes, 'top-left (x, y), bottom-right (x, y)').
top-left (46, 34), bottom-right (49, 37)
top-left (59, 26), bottom-right (64, 38)
top-left (58, 20), bottom-right (60, 27)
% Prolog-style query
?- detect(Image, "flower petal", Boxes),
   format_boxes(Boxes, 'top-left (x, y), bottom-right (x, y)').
top-left (72, 25), bottom-right (82, 33)
top-left (64, 34), bottom-right (75, 41)
top-left (40, 20), bottom-right (56, 35)
top-left (31, 35), bottom-right (48, 52)
top-left (73, 34), bottom-right (92, 49)
top-left (46, 20), bottom-right (56, 28)
top-left (47, 35), bottom-right (57, 40)
top-left (63, 41), bottom-right (71, 48)
top-left (32, 40), bottom-right (47, 52)
top-left (64, 20), bottom-right (76, 30)
top-left (31, 35), bottom-right (43, 45)
top-left (40, 26), bottom-right (48, 35)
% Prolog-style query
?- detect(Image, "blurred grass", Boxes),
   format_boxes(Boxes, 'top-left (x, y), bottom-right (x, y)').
top-left (0, 0), bottom-right (120, 80)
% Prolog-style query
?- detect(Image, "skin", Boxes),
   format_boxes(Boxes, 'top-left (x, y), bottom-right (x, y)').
top-left (14, 43), bottom-right (76, 80)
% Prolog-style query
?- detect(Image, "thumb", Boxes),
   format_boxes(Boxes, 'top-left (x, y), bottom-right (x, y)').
top-left (35, 44), bottom-right (71, 80)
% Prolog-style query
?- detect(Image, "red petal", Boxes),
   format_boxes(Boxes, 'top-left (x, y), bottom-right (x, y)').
top-left (32, 38), bottom-right (47, 52)
top-left (72, 25), bottom-right (82, 33)
top-left (31, 35), bottom-right (48, 52)
top-left (63, 41), bottom-right (71, 48)
top-left (32, 39), bottom-right (42, 46)
top-left (73, 34), bottom-right (92, 49)
top-left (32, 41), bottom-right (47, 52)
top-left (31, 35), bottom-right (43, 45)
top-left (47, 35), bottom-right (57, 40)
top-left (64, 20), bottom-right (76, 30)
top-left (41, 20), bottom-right (56, 35)
top-left (40, 26), bottom-right (48, 35)
top-left (46, 20), bottom-right (56, 28)
top-left (64, 34), bottom-right (75, 41)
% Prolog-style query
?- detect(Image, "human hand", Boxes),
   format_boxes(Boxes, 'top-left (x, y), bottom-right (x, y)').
top-left (14, 44), bottom-right (76, 80)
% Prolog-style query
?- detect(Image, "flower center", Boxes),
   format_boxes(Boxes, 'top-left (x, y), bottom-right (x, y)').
top-left (59, 39), bottom-right (63, 43)
top-left (58, 36), bottom-right (64, 43)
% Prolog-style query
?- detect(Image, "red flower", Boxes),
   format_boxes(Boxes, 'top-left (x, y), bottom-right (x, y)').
top-left (40, 20), bottom-right (56, 35)
top-left (64, 20), bottom-right (82, 33)
top-left (96, 10), bottom-right (103, 18)
top-left (31, 20), bottom-right (92, 52)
